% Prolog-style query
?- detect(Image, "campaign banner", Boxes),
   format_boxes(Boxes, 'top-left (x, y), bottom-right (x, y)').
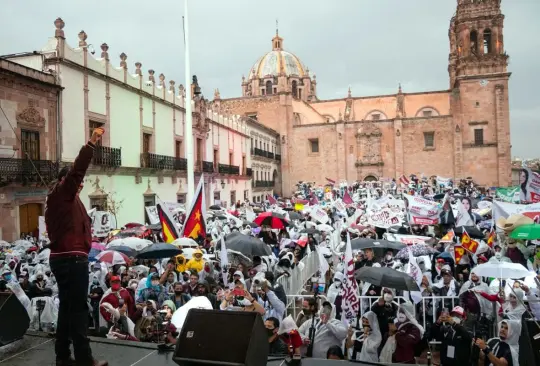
top-left (310, 206), bottom-right (329, 224)
top-left (368, 208), bottom-right (402, 228)
top-left (334, 199), bottom-right (347, 214)
top-left (496, 186), bottom-right (520, 203)
top-left (403, 194), bottom-right (441, 225)
top-left (38, 216), bottom-right (47, 240)
top-left (436, 176), bottom-right (452, 188)
top-left (145, 202), bottom-right (184, 225)
top-left (520, 168), bottom-right (540, 203)
top-left (385, 234), bottom-right (432, 246)
top-left (492, 201), bottom-right (540, 225)
top-left (90, 211), bottom-right (116, 238)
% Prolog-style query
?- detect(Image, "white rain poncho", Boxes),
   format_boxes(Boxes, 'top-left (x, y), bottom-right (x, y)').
top-left (357, 311), bottom-right (382, 363)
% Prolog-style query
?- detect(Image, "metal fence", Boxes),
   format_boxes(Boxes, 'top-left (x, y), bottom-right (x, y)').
top-left (277, 251), bottom-right (320, 307)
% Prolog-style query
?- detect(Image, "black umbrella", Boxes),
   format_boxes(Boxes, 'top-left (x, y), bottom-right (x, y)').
top-left (288, 212), bottom-right (303, 221)
top-left (209, 205), bottom-right (223, 210)
top-left (216, 232), bottom-right (272, 258)
top-left (349, 238), bottom-right (406, 252)
top-left (110, 246), bottom-right (137, 258)
top-left (454, 226), bottom-right (484, 239)
top-left (136, 243), bottom-right (183, 259)
top-left (146, 223), bottom-right (162, 231)
top-left (242, 220), bottom-right (259, 228)
top-left (355, 266), bottom-right (420, 291)
top-left (300, 228), bottom-right (321, 235)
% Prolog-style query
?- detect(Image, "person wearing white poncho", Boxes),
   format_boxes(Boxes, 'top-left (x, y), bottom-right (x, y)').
top-left (475, 319), bottom-right (520, 366)
top-left (346, 310), bottom-right (381, 362)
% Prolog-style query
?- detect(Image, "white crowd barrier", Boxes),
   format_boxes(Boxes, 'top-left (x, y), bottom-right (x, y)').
top-left (277, 251), bottom-right (320, 306)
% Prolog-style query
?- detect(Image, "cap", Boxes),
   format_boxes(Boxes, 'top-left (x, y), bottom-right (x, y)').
top-left (450, 306), bottom-right (465, 317)
top-left (436, 258), bottom-right (445, 263)
top-left (234, 278), bottom-right (246, 286)
top-left (233, 270), bottom-right (243, 277)
top-left (110, 276), bottom-right (121, 282)
top-left (477, 255), bottom-right (488, 262)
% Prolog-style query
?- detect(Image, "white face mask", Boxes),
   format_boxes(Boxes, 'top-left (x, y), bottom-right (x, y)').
top-left (151, 280), bottom-right (160, 287)
top-left (385, 254), bottom-right (392, 261)
top-left (495, 252), bottom-right (502, 259)
top-left (239, 298), bottom-right (252, 306)
top-left (397, 313), bottom-right (407, 323)
top-left (383, 293), bottom-right (393, 302)
top-left (452, 316), bottom-right (461, 325)
top-left (334, 280), bottom-right (342, 287)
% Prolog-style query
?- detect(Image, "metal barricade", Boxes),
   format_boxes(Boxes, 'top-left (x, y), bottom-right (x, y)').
top-left (276, 251), bottom-right (320, 307)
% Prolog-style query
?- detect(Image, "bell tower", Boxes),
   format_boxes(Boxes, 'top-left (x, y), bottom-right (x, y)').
top-left (448, 0), bottom-right (511, 187)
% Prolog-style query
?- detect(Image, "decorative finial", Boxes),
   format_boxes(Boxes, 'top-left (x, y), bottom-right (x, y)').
top-left (148, 69), bottom-right (155, 82)
top-left (100, 43), bottom-right (109, 60)
top-left (159, 73), bottom-right (166, 86)
top-left (54, 18), bottom-right (65, 38)
top-left (92, 176), bottom-right (101, 190)
top-left (169, 80), bottom-right (176, 92)
top-left (347, 86), bottom-right (352, 98)
top-left (179, 84), bottom-right (185, 97)
top-left (78, 30), bottom-right (87, 47)
top-left (119, 53), bottom-right (127, 69)
top-left (214, 88), bottom-right (221, 100)
top-left (242, 75), bottom-right (246, 83)
top-left (276, 19), bottom-right (279, 36)
top-left (135, 62), bottom-right (142, 75)
top-left (398, 83), bottom-right (402, 94)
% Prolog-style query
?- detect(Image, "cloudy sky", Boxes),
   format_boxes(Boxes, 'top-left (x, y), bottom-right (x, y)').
top-left (1, 0), bottom-right (538, 158)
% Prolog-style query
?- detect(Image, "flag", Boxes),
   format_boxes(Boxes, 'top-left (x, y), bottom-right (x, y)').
top-left (325, 177), bottom-right (336, 185)
top-left (406, 250), bottom-right (423, 304)
top-left (157, 199), bottom-right (180, 243)
top-left (294, 203), bottom-right (304, 211)
top-left (181, 176), bottom-right (207, 239)
top-left (339, 233), bottom-right (360, 325)
top-left (309, 193), bottom-right (319, 205)
top-left (461, 228), bottom-right (479, 254)
top-left (219, 236), bottom-right (228, 287)
top-left (267, 194), bottom-right (277, 205)
top-left (399, 174), bottom-right (410, 186)
top-left (342, 190), bottom-right (354, 205)
top-left (454, 245), bottom-right (465, 264)
top-left (486, 228), bottom-right (495, 248)
top-left (440, 230), bottom-right (455, 243)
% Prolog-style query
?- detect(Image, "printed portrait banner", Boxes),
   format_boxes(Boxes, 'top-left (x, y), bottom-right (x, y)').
top-left (520, 168), bottom-right (540, 203)
top-left (403, 194), bottom-right (441, 225)
top-left (38, 216), bottom-right (47, 240)
top-left (145, 202), bottom-right (184, 225)
top-left (492, 201), bottom-right (540, 225)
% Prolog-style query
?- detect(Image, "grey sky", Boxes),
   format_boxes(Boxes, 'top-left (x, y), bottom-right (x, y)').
top-left (1, 0), bottom-right (537, 158)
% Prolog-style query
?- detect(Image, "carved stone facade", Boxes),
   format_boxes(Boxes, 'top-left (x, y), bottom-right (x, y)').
top-left (0, 59), bottom-right (61, 241)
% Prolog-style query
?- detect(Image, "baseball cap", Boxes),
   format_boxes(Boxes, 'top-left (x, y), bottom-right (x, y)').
top-left (450, 306), bottom-right (465, 317)
top-left (233, 270), bottom-right (243, 277)
top-left (110, 276), bottom-right (121, 282)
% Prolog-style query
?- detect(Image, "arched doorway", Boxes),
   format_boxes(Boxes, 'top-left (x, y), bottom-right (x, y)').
top-left (363, 175), bottom-right (378, 182)
top-left (19, 203), bottom-right (42, 237)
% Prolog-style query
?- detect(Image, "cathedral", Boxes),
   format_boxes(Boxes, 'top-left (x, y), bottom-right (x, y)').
top-left (213, 0), bottom-right (512, 196)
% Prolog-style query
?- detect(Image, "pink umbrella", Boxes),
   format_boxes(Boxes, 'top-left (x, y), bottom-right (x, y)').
top-left (95, 250), bottom-right (130, 265)
top-left (92, 242), bottom-right (106, 251)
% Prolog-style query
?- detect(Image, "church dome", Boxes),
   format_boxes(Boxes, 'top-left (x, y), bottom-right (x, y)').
top-left (247, 32), bottom-right (308, 80)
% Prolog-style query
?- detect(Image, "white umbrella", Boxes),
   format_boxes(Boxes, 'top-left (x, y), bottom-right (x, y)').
top-left (171, 296), bottom-right (213, 330)
top-left (316, 224), bottom-right (333, 232)
top-left (472, 261), bottom-right (531, 279)
top-left (95, 250), bottom-right (129, 266)
top-left (171, 237), bottom-right (198, 248)
top-left (107, 237), bottom-right (152, 252)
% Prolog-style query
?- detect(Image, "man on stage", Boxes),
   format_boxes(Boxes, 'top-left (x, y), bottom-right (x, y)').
top-left (46, 127), bottom-right (108, 366)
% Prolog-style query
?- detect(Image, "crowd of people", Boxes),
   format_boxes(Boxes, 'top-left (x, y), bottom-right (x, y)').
top-left (0, 130), bottom-right (539, 366)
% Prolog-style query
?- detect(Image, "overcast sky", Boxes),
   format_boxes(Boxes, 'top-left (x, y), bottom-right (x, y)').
top-left (1, 0), bottom-right (538, 158)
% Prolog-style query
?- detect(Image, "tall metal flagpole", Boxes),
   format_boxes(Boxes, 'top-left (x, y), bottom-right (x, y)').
top-left (184, 0), bottom-right (195, 204)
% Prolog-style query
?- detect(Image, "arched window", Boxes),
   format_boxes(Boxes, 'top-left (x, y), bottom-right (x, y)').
top-left (266, 80), bottom-right (273, 95)
top-left (292, 81), bottom-right (298, 99)
top-left (483, 29), bottom-right (492, 54)
top-left (470, 30), bottom-right (478, 55)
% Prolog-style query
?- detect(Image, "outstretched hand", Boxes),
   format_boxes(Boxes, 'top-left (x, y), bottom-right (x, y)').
top-left (90, 127), bottom-right (105, 145)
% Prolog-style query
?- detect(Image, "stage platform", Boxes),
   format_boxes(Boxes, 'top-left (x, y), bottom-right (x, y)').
top-left (0, 331), bottom-right (424, 365)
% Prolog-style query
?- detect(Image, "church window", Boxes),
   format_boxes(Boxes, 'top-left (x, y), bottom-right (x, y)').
top-left (309, 138), bottom-right (319, 153)
top-left (298, 89), bottom-right (302, 99)
top-left (474, 129), bottom-right (484, 145)
top-left (371, 114), bottom-right (380, 121)
top-left (422, 110), bottom-right (433, 117)
top-left (292, 81), bottom-right (298, 99)
top-left (266, 80), bottom-right (273, 95)
top-left (483, 29), bottom-right (492, 54)
top-left (470, 30), bottom-right (478, 55)
top-left (423, 132), bottom-right (435, 148)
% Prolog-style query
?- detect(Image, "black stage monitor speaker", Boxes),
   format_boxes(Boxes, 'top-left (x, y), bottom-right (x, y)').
top-left (173, 309), bottom-right (269, 366)
top-left (0, 292), bottom-right (30, 346)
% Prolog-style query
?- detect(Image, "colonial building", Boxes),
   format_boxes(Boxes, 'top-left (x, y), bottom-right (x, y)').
top-left (4, 18), bottom-right (278, 227)
top-left (215, 0), bottom-right (512, 196)
top-left (0, 58), bottom-right (61, 241)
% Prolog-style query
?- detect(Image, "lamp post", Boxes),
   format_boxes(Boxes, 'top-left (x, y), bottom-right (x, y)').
top-left (184, 0), bottom-right (195, 204)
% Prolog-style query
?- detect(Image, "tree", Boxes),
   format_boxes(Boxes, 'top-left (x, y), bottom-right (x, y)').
top-left (106, 191), bottom-right (124, 228)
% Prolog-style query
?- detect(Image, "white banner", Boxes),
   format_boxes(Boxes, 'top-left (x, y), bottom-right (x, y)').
top-left (403, 194), bottom-right (441, 225)
top-left (385, 234), bottom-right (432, 246)
top-left (334, 199), bottom-right (347, 214)
top-left (38, 216), bottom-right (47, 240)
top-left (310, 206), bottom-right (329, 224)
top-left (368, 208), bottom-right (402, 228)
top-left (520, 168), bottom-right (540, 203)
top-left (492, 201), bottom-right (540, 226)
top-left (145, 202), bottom-right (184, 225)
top-left (340, 233), bottom-right (359, 324)
top-left (90, 211), bottom-right (116, 238)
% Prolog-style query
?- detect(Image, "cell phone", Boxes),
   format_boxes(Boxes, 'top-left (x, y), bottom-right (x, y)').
top-left (233, 288), bottom-right (245, 297)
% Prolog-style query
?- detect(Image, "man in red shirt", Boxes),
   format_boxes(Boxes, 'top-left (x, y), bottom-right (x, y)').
top-left (46, 128), bottom-right (107, 366)
top-left (99, 276), bottom-right (137, 325)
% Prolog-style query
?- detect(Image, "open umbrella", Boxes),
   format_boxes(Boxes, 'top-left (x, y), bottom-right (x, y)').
top-left (107, 237), bottom-right (152, 252)
top-left (355, 266), bottom-right (420, 291)
top-left (395, 244), bottom-right (438, 260)
top-left (349, 238), bottom-right (406, 252)
top-left (471, 261), bottom-right (531, 279)
top-left (110, 246), bottom-right (137, 258)
top-left (95, 250), bottom-right (130, 265)
top-left (136, 243), bottom-right (183, 260)
top-left (510, 224), bottom-right (540, 240)
top-left (288, 212), bottom-right (303, 221)
top-left (92, 242), bottom-right (106, 251)
top-left (217, 232), bottom-right (272, 258)
top-left (254, 212), bottom-right (289, 229)
top-left (300, 228), bottom-right (321, 235)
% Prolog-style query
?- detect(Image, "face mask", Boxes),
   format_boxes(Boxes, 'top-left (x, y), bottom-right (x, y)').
top-left (174, 290), bottom-right (183, 295)
top-left (151, 280), bottom-right (160, 287)
top-left (111, 283), bottom-right (121, 291)
top-left (452, 316), bottom-right (461, 325)
top-left (239, 298), bottom-right (252, 306)
top-left (130, 284), bottom-right (138, 290)
top-left (334, 280), bottom-right (342, 287)
top-left (93, 278), bottom-right (99, 285)
top-left (495, 252), bottom-right (502, 260)
top-left (383, 293), bottom-right (393, 302)
top-left (385, 254), bottom-right (392, 261)
top-left (397, 314), bottom-right (407, 323)
top-left (267, 328), bottom-right (275, 336)
top-left (4, 275), bottom-right (12, 281)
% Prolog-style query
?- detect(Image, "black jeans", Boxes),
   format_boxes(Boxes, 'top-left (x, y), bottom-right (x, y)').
top-left (50, 256), bottom-right (93, 364)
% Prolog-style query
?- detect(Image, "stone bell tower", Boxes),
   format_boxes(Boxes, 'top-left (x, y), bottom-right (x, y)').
top-left (448, 0), bottom-right (511, 187)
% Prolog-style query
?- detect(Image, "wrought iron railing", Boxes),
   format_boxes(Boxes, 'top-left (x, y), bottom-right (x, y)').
top-left (218, 164), bottom-right (240, 175)
top-left (194, 160), bottom-right (202, 173)
top-left (202, 161), bottom-right (214, 173)
top-left (275, 154), bottom-right (281, 161)
top-left (252, 148), bottom-right (280, 161)
top-left (140, 152), bottom-right (187, 170)
top-left (255, 180), bottom-right (275, 188)
top-left (246, 168), bottom-right (253, 176)
top-left (93, 146), bottom-right (122, 167)
top-left (0, 158), bottom-right (59, 186)
top-left (174, 157), bottom-right (187, 171)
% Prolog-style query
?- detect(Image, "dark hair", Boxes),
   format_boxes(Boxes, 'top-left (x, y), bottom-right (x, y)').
top-left (267, 317), bottom-right (280, 329)
top-left (57, 165), bottom-right (70, 181)
top-left (520, 168), bottom-right (529, 196)
top-left (326, 345), bottom-right (344, 360)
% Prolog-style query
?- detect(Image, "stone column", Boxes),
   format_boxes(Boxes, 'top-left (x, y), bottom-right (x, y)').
top-left (495, 84), bottom-right (511, 186)
top-left (393, 119), bottom-right (403, 179)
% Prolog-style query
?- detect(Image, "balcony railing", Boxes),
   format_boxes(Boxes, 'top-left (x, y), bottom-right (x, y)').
top-left (140, 152), bottom-right (187, 170)
top-left (252, 148), bottom-right (281, 161)
top-left (246, 168), bottom-right (253, 176)
top-left (0, 158), bottom-right (59, 186)
top-left (275, 154), bottom-right (281, 162)
top-left (254, 180), bottom-right (275, 188)
top-left (194, 160), bottom-right (202, 173)
top-left (202, 161), bottom-right (214, 173)
top-left (218, 164), bottom-right (240, 175)
top-left (93, 146), bottom-right (122, 167)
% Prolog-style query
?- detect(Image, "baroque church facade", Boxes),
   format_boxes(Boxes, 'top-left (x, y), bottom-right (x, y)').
top-left (213, 0), bottom-right (512, 196)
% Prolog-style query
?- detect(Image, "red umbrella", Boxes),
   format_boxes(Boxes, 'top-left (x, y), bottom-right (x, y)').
top-left (253, 212), bottom-right (289, 229)
top-left (95, 250), bottom-right (131, 265)
top-left (124, 222), bottom-right (144, 229)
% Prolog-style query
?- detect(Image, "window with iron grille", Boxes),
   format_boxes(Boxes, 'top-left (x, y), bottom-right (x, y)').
top-left (423, 132), bottom-right (435, 148)
top-left (89, 121), bottom-right (104, 146)
top-left (474, 129), bottom-right (484, 145)
top-left (21, 130), bottom-right (40, 160)
top-left (309, 139), bottom-right (319, 153)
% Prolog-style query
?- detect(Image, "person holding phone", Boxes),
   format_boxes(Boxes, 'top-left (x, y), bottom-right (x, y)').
top-left (220, 279), bottom-right (265, 315)
top-left (46, 127), bottom-right (108, 366)
top-left (432, 306), bottom-right (472, 366)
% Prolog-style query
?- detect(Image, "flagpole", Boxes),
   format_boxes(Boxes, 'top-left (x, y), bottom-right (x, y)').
top-left (184, 0), bottom-right (195, 204)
